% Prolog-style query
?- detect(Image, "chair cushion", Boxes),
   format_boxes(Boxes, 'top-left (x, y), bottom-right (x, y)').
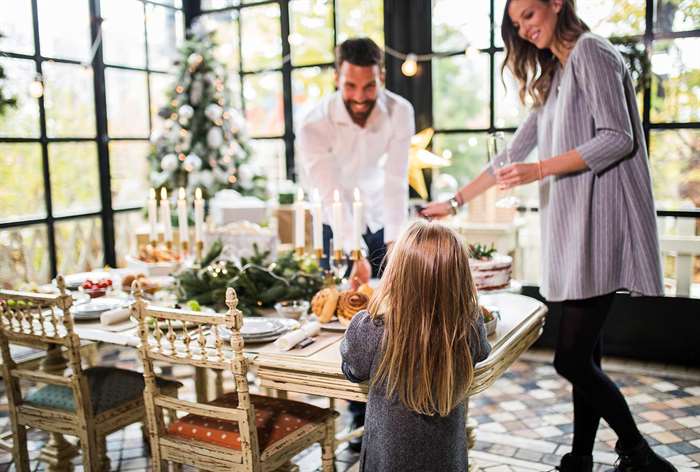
top-left (168, 392), bottom-right (333, 451)
top-left (24, 366), bottom-right (182, 415)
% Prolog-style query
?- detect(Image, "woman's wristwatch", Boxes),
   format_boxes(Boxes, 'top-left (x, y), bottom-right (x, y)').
top-left (448, 196), bottom-right (460, 215)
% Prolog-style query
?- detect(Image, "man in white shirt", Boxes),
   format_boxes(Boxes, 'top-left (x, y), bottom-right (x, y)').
top-left (297, 37), bottom-right (415, 285)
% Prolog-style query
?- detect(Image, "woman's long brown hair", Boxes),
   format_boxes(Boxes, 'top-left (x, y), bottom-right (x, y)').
top-left (501, 0), bottom-right (589, 107)
top-left (368, 221), bottom-right (481, 417)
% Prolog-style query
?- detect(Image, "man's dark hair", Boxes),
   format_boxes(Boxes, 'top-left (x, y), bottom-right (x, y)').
top-left (335, 37), bottom-right (384, 70)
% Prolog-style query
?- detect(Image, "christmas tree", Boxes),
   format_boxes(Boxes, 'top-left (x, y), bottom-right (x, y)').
top-left (148, 21), bottom-right (267, 200)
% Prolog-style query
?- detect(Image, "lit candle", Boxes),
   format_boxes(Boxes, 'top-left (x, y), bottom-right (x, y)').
top-left (311, 189), bottom-right (323, 252)
top-left (194, 188), bottom-right (204, 243)
top-left (160, 188), bottom-right (173, 245)
top-left (332, 189), bottom-right (342, 248)
top-left (147, 188), bottom-right (157, 244)
top-left (352, 188), bottom-right (363, 251)
top-left (294, 188), bottom-right (305, 250)
top-left (177, 187), bottom-right (188, 251)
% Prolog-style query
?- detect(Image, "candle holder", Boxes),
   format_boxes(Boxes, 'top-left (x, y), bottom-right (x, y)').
top-left (195, 240), bottom-right (204, 264)
top-left (333, 249), bottom-right (343, 262)
top-left (165, 240), bottom-right (173, 251)
top-left (181, 241), bottom-right (189, 257)
top-left (351, 249), bottom-right (362, 261)
top-left (314, 248), bottom-right (323, 260)
top-left (149, 240), bottom-right (158, 249)
top-left (295, 247), bottom-right (305, 257)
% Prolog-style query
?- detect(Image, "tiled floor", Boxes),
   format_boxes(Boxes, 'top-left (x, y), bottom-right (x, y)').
top-left (1, 348), bottom-right (698, 471)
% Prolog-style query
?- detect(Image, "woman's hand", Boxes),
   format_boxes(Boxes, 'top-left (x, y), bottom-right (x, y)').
top-left (419, 201), bottom-right (452, 219)
top-left (496, 162), bottom-right (541, 189)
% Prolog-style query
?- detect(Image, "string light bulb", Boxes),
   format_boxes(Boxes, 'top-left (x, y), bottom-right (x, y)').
top-left (29, 74), bottom-right (44, 98)
top-left (401, 53), bottom-right (418, 77)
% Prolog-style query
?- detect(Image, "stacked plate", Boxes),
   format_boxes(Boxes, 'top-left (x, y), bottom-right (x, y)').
top-left (220, 318), bottom-right (295, 343)
top-left (72, 298), bottom-right (126, 321)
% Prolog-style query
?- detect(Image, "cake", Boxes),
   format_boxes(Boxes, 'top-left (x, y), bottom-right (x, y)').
top-left (468, 243), bottom-right (512, 291)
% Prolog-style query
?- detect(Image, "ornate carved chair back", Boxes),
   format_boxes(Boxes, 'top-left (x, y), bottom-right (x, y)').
top-left (133, 284), bottom-right (261, 467)
top-left (0, 275), bottom-right (94, 452)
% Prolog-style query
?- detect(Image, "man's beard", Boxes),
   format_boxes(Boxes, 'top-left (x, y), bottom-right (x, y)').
top-left (344, 99), bottom-right (376, 125)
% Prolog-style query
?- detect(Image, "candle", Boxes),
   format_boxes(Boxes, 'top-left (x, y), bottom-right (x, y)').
top-left (147, 188), bottom-right (157, 244)
top-left (332, 189), bottom-right (342, 247)
top-left (177, 187), bottom-right (188, 250)
top-left (311, 189), bottom-right (322, 252)
top-left (194, 188), bottom-right (204, 243)
top-left (294, 188), bottom-right (305, 250)
top-left (353, 188), bottom-right (363, 251)
top-left (160, 188), bottom-right (173, 244)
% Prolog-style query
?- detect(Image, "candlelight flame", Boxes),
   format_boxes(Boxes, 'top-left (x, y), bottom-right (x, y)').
top-left (195, 188), bottom-right (202, 200)
top-left (160, 188), bottom-right (168, 200)
top-left (296, 188), bottom-right (304, 202)
top-left (149, 188), bottom-right (156, 199)
top-left (333, 189), bottom-right (340, 202)
top-left (178, 187), bottom-right (186, 200)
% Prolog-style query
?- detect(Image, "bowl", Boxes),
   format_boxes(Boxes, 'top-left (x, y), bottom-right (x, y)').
top-left (481, 305), bottom-right (500, 336)
top-left (274, 300), bottom-right (310, 320)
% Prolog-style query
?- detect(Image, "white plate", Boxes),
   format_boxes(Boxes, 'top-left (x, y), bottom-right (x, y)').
top-left (320, 319), bottom-right (347, 332)
top-left (240, 318), bottom-right (284, 336)
top-left (73, 298), bottom-right (125, 319)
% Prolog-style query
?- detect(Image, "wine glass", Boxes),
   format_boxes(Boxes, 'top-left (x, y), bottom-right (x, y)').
top-left (329, 239), bottom-right (349, 286)
top-left (488, 132), bottom-right (521, 208)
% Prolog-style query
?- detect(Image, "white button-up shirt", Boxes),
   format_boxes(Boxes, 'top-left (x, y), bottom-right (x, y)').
top-left (296, 89), bottom-right (415, 252)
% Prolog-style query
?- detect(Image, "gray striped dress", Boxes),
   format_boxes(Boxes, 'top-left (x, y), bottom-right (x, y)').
top-left (505, 33), bottom-right (663, 302)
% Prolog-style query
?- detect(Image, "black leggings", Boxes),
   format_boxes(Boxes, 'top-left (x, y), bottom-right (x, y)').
top-left (554, 293), bottom-right (643, 455)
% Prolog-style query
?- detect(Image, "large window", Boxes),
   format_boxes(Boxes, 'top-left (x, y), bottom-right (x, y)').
top-left (199, 0), bottom-right (383, 182)
top-left (430, 0), bottom-right (700, 214)
top-left (0, 0), bottom-right (184, 286)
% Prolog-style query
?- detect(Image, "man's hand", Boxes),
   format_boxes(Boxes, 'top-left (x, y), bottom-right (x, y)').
top-left (419, 201), bottom-right (452, 219)
top-left (350, 257), bottom-right (371, 290)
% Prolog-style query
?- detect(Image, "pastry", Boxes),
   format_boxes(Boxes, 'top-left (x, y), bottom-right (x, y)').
top-left (311, 287), bottom-right (336, 317)
top-left (357, 283), bottom-right (374, 298)
top-left (319, 288), bottom-right (340, 323)
top-left (337, 291), bottom-right (369, 326)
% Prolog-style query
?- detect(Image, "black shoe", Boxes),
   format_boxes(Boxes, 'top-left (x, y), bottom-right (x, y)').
top-left (612, 439), bottom-right (677, 471)
top-left (555, 452), bottom-right (593, 471)
top-left (347, 436), bottom-right (362, 453)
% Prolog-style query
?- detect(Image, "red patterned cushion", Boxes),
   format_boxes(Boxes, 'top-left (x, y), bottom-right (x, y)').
top-left (168, 393), bottom-right (332, 451)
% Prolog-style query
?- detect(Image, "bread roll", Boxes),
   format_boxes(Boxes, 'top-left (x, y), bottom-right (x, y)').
top-left (337, 291), bottom-right (369, 325)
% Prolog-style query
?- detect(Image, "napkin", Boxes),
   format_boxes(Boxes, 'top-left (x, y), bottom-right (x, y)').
top-left (100, 307), bottom-right (131, 326)
top-left (273, 322), bottom-right (321, 351)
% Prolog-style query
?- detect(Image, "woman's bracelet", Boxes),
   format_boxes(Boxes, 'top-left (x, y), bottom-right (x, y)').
top-left (537, 160), bottom-right (544, 180)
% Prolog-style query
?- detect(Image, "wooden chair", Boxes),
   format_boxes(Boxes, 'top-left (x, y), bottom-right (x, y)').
top-left (0, 276), bottom-right (181, 471)
top-left (134, 284), bottom-right (337, 472)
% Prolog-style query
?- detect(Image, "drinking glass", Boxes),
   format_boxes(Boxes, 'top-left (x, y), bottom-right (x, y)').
top-left (329, 239), bottom-right (348, 285)
top-left (488, 132), bottom-right (520, 208)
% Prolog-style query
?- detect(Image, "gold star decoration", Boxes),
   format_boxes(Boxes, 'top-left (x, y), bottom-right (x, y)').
top-left (408, 128), bottom-right (451, 199)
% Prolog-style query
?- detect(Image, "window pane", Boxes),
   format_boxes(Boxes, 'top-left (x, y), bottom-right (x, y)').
top-left (101, 0), bottom-right (146, 68)
top-left (433, 0), bottom-right (489, 51)
top-left (243, 72), bottom-right (284, 137)
top-left (655, 0), bottom-right (699, 33)
top-left (208, 10), bottom-right (241, 72)
top-left (48, 142), bottom-right (101, 216)
top-left (240, 4), bottom-right (282, 71)
top-left (0, 144), bottom-right (45, 222)
top-left (202, 0), bottom-right (239, 9)
top-left (114, 210), bottom-right (145, 268)
top-left (0, 225), bottom-right (50, 288)
top-left (292, 66), bottom-right (335, 123)
top-left (149, 72), bottom-right (175, 130)
top-left (577, 0), bottom-right (645, 37)
top-left (494, 0), bottom-right (506, 48)
top-left (0, 0), bottom-right (34, 55)
top-left (55, 217), bottom-right (104, 274)
top-left (336, 0), bottom-right (384, 46)
top-left (149, 0), bottom-right (182, 6)
top-left (0, 57), bottom-right (40, 138)
top-left (432, 133), bottom-right (489, 186)
top-left (106, 68), bottom-right (150, 137)
top-left (110, 141), bottom-right (150, 210)
top-left (147, 4), bottom-right (184, 70)
top-left (495, 52), bottom-right (529, 129)
top-left (650, 129), bottom-right (700, 211)
top-left (289, 0), bottom-right (334, 67)
top-left (43, 62), bottom-right (96, 138)
top-left (38, 0), bottom-right (91, 61)
top-left (433, 53), bottom-right (490, 130)
top-left (651, 38), bottom-right (700, 123)
top-left (250, 138), bottom-right (286, 184)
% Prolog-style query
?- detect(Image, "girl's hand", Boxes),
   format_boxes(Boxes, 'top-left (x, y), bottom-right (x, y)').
top-left (496, 162), bottom-right (541, 189)
top-left (419, 201), bottom-right (452, 219)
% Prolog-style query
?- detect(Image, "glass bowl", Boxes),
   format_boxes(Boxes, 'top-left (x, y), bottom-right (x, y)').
top-left (274, 300), bottom-right (310, 320)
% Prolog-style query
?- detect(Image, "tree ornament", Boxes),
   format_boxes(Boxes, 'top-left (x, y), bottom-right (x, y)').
top-left (204, 103), bottom-right (223, 122)
top-left (184, 153), bottom-right (202, 172)
top-left (207, 126), bottom-right (224, 149)
top-left (189, 79), bottom-right (203, 105)
top-left (187, 53), bottom-right (204, 70)
top-left (178, 104), bottom-right (194, 120)
top-left (161, 153), bottom-right (179, 172)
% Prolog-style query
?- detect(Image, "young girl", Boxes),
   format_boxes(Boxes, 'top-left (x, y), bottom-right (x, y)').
top-left (340, 220), bottom-right (491, 471)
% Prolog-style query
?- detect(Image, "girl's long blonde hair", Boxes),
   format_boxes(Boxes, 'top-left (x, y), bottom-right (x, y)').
top-left (368, 221), bottom-right (481, 417)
